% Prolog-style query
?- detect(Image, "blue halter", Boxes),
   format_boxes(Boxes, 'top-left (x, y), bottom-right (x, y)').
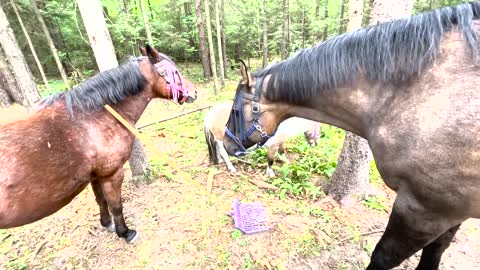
top-left (225, 80), bottom-right (276, 156)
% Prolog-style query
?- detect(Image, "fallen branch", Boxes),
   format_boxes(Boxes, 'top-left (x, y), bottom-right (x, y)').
top-left (30, 240), bottom-right (48, 262)
top-left (138, 105), bottom-right (213, 129)
top-left (248, 178), bottom-right (278, 191)
top-left (1, 233), bottom-right (11, 243)
top-left (334, 229), bottom-right (385, 245)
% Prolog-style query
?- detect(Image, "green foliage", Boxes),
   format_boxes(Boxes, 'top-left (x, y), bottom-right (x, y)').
top-left (363, 195), bottom-right (389, 212)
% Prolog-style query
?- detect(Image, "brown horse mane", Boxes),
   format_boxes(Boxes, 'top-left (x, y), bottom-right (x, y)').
top-left (37, 57), bottom-right (153, 117)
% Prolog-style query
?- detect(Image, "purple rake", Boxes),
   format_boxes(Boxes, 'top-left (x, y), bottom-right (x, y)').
top-left (231, 198), bottom-right (269, 234)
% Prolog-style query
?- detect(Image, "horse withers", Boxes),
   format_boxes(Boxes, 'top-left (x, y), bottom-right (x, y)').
top-left (0, 45), bottom-right (197, 244)
top-left (223, 2), bottom-right (480, 269)
top-left (204, 101), bottom-right (319, 177)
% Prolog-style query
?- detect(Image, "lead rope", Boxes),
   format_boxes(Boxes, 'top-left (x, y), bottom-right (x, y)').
top-left (104, 104), bottom-right (209, 196)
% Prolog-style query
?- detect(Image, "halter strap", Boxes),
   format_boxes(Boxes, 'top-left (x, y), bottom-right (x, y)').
top-left (153, 60), bottom-right (193, 103)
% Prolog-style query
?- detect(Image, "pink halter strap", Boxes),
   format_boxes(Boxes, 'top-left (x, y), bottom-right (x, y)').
top-left (154, 60), bottom-right (193, 103)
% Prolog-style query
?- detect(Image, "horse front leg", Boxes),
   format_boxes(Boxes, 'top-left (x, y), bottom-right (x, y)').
top-left (416, 224), bottom-right (461, 270)
top-left (99, 168), bottom-right (138, 244)
top-left (91, 180), bottom-right (114, 232)
top-left (366, 194), bottom-right (465, 270)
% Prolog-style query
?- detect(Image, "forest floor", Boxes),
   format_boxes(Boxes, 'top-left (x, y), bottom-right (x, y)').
top-left (1, 72), bottom-right (480, 270)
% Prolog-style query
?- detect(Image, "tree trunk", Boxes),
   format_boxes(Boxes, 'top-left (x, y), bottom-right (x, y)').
top-left (0, 47), bottom-right (21, 107)
top-left (281, 0), bottom-right (289, 60)
top-left (30, 0), bottom-right (70, 90)
top-left (11, 3), bottom-right (49, 89)
top-left (77, 0), bottom-right (152, 183)
top-left (262, 0), bottom-right (269, 68)
top-left (328, 0), bottom-right (369, 205)
top-left (322, 0), bottom-right (329, 41)
top-left (214, 0), bottom-right (224, 87)
top-left (0, 6), bottom-right (40, 108)
top-left (139, 0), bottom-right (154, 45)
top-left (204, 0), bottom-right (218, 94)
top-left (194, 0), bottom-right (212, 78)
top-left (348, 0), bottom-right (364, 31)
top-left (370, 0), bottom-right (413, 24)
top-left (220, 0), bottom-right (228, 77)
top-left (338, 0), bottom-right (347, 34)
top-left (329, 0), bottom-right (414, 205)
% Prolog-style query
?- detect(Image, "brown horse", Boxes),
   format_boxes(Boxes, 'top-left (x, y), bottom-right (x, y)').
top-left (0, 45), bottom-right (197, 243)
top-left (224, 2), bottom-right (480, 269)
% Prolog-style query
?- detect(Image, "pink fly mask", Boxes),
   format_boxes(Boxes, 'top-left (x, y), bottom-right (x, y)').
top-left (153, 57), bottom-right (195, 103)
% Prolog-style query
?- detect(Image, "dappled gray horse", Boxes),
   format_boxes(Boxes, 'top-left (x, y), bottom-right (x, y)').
top-left (204, 101), bottom-right (319, 176)
top-left (223, 2), bottom-right (480, 269)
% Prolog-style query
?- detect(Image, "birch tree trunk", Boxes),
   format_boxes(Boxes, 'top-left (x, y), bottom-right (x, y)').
top-left (139, 0), bottom-right (154, 45)
top-left (11, 3), bottom-right (49, 89)
top-left (195, 0), bottom-right (212, 78)
top-left (77, 0), bottom-right (153, 183)
top-left (204, 0), bottom-right (218, 94)
top-left (262, 0), bottom-right (269, 68)
top-left (214, 0), bottom-right (224, 87)
top-left (30, 0), bottom-right (70, 90)
top-left (0, 6), bottom-right (40, 108)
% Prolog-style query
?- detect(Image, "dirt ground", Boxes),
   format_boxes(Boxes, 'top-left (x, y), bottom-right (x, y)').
top-left (1, 87), bottom-right (480, 270)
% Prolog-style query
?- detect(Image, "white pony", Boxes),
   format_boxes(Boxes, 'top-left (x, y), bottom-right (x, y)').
top-left (204, 101), bottom-right (320, 177)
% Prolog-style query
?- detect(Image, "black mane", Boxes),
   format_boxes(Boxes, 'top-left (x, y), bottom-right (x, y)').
top-left (38, 57), bottom-right (150, 116)
top-left (257, 2), bottom-right (480, 104)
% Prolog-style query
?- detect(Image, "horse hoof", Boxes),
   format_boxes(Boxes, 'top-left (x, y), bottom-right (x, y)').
top-left (229, 167), bottom-right (237, 173)
top-left (125, 230), bottom-right (140, 244)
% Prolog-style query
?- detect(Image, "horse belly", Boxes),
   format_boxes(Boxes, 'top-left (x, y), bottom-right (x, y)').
top-left (0, 173), bottom-right (91, 228)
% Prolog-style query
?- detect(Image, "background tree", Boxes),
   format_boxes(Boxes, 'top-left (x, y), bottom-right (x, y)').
top-left (204, 0), bottom-right (218, 94)
top-left (262, 0), bottom-right (269, 67)
top-left (77, 0), bottom-right (153, 183)
top-left (214, 0), bottom-right (225, 87)
top-left (195, 0), bottom-right (212, 78)
top-left (281, 0), bottom-right (289, 60)
top-left (328, 0), bottom-right (415, 205)
top-left (30, 0), bottom-right (70, 90)
top-left (0, 4), bottom-right (40, 108)
top-left (139, 0), bottom-right (153, 45)
top-left (11, 2), bottom-right (49, 89)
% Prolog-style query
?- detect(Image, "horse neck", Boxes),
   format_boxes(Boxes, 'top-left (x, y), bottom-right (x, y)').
top-left (110, 86), bottom-right (154, 125)
top-left (283, 80), bottom-right (394, 138)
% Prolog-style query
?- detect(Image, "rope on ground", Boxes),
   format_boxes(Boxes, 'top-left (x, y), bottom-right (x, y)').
top-left (137, 104), bottom-right (213, 130)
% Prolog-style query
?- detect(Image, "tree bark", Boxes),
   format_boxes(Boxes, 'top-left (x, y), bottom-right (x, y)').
top-left (262, 0), bottom-right (269, 68)
top-left (139, 0), bottom-right (154, 45)
top-left (329, 0), bottom-right (414, 205)
top-left (194, 0), bottom-right (212, 78)
top-left (214, 0), bottom-right (224, 88)
top-left (204, 0), bottom-right (218, 94)
top-left (281, 0), bottom-right (289, 60)
top-left (0, 6), bottom-right (40, 108)
top-left (11, 3), bottom-right (49, 89)
top-left (220, 0), bottom-right (228, 77)
top-left (338, 0), bottom-right (347, 34)
top-left (77, 0), bottom-right (152, 183)
top-left (322, 0), bottom-right (329, 41)
top-left (30, 0), bottom-right (70, 90)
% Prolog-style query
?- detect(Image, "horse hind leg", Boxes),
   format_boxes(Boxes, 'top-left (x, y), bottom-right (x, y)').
top-left (366, 195), bottom-right (465, 270)
top-left (416, 224), bottom-right (461, 270)
top-left (99, 168), bottom-right (138, 244)
top-left (266, 144), bottom-right (280, 178)
top-left (216, 141), bottom-right (236, 173)
top-left (91, 180), bottom-right (114, 232)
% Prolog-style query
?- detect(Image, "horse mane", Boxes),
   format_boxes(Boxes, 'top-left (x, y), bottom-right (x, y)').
top-left (38, 57), bottom-right (150, 116)
top-left (257, 2), bottom-right (480, 104)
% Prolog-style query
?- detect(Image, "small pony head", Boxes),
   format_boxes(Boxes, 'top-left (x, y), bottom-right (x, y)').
top-left (223, 60), bottom-right (283, 156)
top-left (140, 45), bottom-right (197, 104)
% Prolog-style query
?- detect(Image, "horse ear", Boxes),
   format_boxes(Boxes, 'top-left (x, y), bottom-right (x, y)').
top-left (139, 47), bottom-right (147, 56)
top-left (238, 59), bottom-right (253, 88)
top-left (145, 44), bottom-right (160, 63)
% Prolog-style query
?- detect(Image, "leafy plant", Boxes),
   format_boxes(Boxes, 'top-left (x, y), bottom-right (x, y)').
top-left (363, 195), bottom-right (389, 212)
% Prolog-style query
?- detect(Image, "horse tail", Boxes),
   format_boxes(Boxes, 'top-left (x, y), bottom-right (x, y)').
top-left (204, 124), bottom-right (219, 164)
